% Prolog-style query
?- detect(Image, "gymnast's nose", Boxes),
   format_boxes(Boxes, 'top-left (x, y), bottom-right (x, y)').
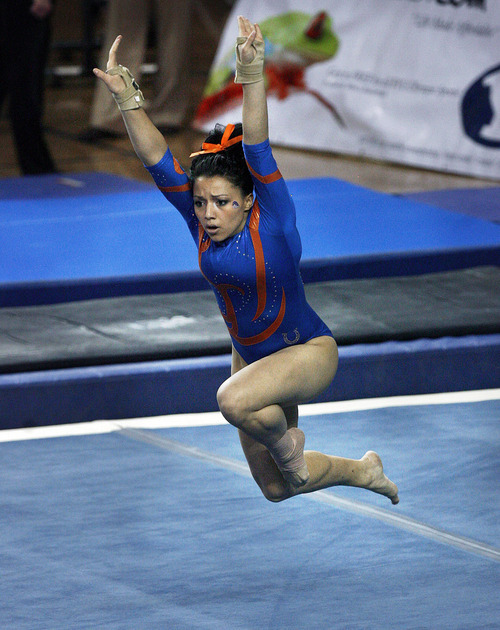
top-left (205, 202), bottom-right (217, 220)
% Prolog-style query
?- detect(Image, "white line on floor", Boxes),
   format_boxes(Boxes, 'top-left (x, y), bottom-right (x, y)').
top-left (119, 426), bottom-right (500, 564)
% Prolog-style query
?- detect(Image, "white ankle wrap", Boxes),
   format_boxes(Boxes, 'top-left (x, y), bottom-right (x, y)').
top-left (268, 428), bottom-right (310, 487)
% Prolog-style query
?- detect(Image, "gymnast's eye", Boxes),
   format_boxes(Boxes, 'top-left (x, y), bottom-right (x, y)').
top-left (194, 199), bottom-right (205, 208)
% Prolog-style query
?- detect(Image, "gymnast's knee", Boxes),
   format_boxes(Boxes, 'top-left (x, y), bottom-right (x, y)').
top-left (216, 380), bottom-right (249, 428)
top-left (257, 478), bottom-right (292, 503)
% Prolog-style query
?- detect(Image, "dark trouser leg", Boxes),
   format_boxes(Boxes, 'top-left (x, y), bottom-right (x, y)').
top-left (1, 1), bottom-right (56, 174)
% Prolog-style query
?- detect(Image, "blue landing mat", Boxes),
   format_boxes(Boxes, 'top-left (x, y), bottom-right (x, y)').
top-left (1, 173), bottom-right (499, 306)
top-left (0, 171), bottom-right (154, 200)
top-left (402, 187), bottom-right (500, 224)
top-left (1, 396), bottom-right (498, 629)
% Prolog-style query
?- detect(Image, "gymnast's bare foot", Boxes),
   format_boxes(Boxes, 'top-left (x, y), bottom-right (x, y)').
top-left (361, 451), bottom-right (399, 504)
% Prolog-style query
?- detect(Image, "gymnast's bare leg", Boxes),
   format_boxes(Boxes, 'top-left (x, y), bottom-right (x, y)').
top-left (219, 343), bottom-right (399, 504)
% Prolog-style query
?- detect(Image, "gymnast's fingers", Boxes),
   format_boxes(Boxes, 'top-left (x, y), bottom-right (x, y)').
top-left (238, 15), bottom-right (254, 38)
top-left (254, 23), bottom-right (264, 43)
top-left (107, 35), bottom-right (122, 70)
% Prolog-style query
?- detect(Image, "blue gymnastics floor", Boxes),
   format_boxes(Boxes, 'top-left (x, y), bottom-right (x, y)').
top-left (1, 391), bottom-right (498, 629)
top-left (1, 173), bottom-right (499, 306)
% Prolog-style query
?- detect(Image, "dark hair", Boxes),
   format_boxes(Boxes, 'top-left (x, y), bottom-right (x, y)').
top-left (189, 123), bottom-right (254, 197)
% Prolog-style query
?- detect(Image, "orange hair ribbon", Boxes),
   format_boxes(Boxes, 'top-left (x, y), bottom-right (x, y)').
top-left (189, 123), bottom-right (243, 158)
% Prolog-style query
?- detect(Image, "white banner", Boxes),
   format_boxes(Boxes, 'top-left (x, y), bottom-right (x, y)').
top-left (194, 0), bottom-right (500, 180)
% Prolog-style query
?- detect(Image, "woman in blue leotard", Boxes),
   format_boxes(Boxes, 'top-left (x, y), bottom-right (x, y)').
top-left (94, 15), bottom-right (399, 505)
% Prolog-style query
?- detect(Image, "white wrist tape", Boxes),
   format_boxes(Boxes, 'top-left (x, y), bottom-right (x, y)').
top-left (107, 64), bottom-right (145, 111)
top-left (234, 36), bottom-right (265, 84)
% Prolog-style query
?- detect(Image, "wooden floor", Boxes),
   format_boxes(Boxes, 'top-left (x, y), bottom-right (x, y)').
top-left (1, 0), bottom-right (498, 194)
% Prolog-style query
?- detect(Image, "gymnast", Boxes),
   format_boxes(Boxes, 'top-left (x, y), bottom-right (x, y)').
top-left (94, 15), bottom-right (399, 505)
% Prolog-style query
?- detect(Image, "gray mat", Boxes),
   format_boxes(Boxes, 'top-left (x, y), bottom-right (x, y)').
top-left (0, 266), bottom-right (498, 373)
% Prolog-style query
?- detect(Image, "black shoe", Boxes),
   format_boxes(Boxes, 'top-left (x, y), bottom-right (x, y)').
top-left (78, 128), bottom-right (122, 143)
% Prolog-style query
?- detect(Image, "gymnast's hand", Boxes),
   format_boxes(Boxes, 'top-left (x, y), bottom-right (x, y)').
top-left (92, 35), bottom-right (128, 95)
top-left (237, 15), bottom-right (264, 65)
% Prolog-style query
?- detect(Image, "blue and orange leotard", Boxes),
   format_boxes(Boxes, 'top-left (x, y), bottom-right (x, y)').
top-left (146, 138), bottom-right (333, 364)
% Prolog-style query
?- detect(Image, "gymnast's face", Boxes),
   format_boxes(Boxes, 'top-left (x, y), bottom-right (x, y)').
top-left (193, 176), bottom-right (253, 242)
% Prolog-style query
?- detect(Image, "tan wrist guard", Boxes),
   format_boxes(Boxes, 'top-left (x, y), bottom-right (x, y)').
top-left (234, 36), bottom-right (265, 84)
top-left (107, 64), bottom-right (145, 111)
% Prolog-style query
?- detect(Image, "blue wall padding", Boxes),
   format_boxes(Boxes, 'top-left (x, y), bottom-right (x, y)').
top-left (0, 356), bottom-right (229, 429)
top-left (1, 335), bottom-right (498, 429)
top-left (326, 335), bottom-right (500, 402)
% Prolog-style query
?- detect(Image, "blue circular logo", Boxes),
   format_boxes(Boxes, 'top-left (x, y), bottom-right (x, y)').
top-left (461, 64), bottom-right (500, 148)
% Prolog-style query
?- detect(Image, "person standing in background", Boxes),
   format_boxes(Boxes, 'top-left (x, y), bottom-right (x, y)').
top-left (0, 0), bottom-right (57, 174)
top-left (79, 0), bottom-right (194, 142)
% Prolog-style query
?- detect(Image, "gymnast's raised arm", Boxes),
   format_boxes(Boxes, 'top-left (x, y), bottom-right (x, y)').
top-left (236, 16), bottom-right (268, 146)
top-left (93, 35), bottom-right (167, 167)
